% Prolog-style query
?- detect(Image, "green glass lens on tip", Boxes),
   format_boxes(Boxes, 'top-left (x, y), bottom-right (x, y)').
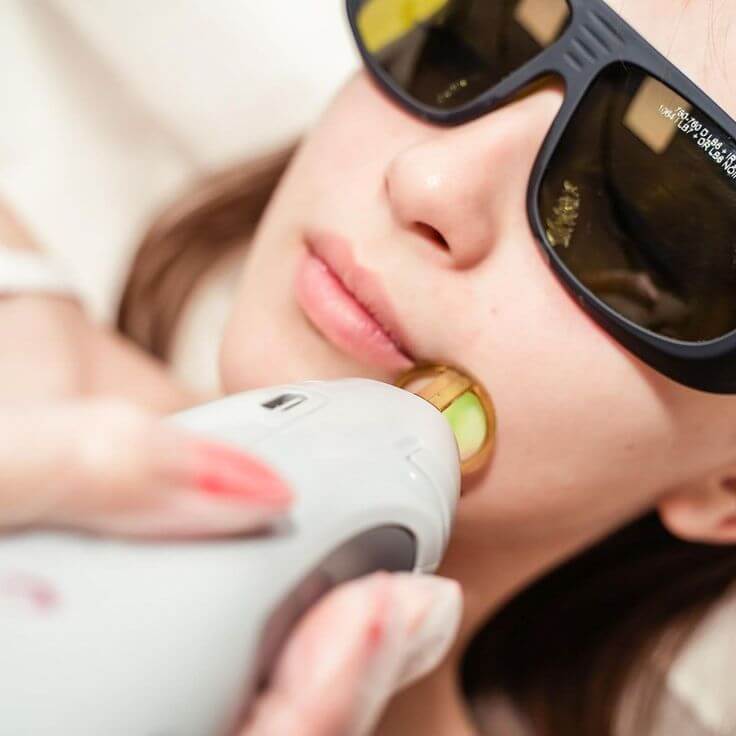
top-left (442, 391), bottom-right (488, 462)
top-left (396, 364), bottom-right (495, 475)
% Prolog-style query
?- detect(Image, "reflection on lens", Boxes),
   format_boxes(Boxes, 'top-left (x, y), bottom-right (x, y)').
top-left (395, 365), bottom-right (496, 476)
top-left (356, 0), bottom-right (570, 110)
top-left (539, 63), bottom-right (736, 342)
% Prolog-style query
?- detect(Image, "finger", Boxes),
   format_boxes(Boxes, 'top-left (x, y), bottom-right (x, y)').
top-left (0, 399), bottom-right (292, 537)
top-left (242, 573), bottom-right (462, 736)
top-left (0, 296), bottom-right (86, 401)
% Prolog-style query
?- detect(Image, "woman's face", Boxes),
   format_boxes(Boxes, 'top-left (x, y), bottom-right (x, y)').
top-left (222, 1), bottom-right (736, 543)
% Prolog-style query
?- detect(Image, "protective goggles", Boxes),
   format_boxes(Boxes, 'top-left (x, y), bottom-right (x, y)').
top-left (348, 0), bottom-right (736, 394)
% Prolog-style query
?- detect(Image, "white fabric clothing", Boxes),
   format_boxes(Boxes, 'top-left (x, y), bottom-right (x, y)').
top-left (0, 0), bottom-right (358, 321)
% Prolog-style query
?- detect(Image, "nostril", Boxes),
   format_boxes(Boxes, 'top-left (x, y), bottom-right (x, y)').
top-left (412, 222), bottom-right (449, 250)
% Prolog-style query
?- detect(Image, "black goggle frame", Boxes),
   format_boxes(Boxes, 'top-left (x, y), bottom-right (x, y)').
top-left (347, 0), bottom-right (736, 393)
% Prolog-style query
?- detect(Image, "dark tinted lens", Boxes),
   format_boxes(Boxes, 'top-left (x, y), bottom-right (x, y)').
top-left (355, 0), bottom-right (570, 110)
top-left (540, 64), bottom-right (736, 342)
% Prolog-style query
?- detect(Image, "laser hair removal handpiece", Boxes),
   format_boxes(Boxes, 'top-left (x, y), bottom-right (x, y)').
top-left (0, 379), bottom-right (461, 736)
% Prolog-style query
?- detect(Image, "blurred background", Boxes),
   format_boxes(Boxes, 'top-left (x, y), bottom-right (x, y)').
top-left (0, 0), bottom-right (358, 323)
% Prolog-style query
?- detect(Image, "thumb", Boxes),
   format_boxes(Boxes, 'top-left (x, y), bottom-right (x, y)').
top-left (0, 399), bottom-right (292, 537)
top-left (242, 573), bottom-right (462, 736)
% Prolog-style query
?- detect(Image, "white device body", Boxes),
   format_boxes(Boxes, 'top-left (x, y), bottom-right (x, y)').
top-left (0, 379), bottom-right (460, 735)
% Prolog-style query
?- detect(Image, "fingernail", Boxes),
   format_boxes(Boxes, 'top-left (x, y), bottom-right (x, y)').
top-left (188, 439), bottom-right (293, 507)
top-left (156, 430), bottom-right (293, 508)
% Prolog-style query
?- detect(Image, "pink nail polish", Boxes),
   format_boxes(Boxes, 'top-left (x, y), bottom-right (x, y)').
top-left (364, 576), bottom-right (394, 653)
top-left (1, 573), bottom-right (60, 612)
top-left (189, 440), bottom-right (293, 507)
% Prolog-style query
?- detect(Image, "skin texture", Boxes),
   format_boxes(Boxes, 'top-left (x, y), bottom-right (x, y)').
top-left (220, 1), bottom-right (736, 732)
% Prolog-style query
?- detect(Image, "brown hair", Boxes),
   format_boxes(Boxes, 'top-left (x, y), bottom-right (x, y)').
top-left (462, 513), bottom-right (736, 735)
top-left (117, 154), bottom-right (736, 736)
top-left (118, 145), bottom-right (296, 361)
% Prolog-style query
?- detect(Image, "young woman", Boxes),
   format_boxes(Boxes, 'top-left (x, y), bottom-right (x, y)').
top-left (4, 0), bottom-right (736, 734)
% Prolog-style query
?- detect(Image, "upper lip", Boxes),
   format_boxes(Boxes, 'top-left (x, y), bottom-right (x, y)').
top-left (304, 230), bottom-right (416, 362)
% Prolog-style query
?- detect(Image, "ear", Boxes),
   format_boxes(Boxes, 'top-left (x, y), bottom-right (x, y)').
top-left (659, 469), bottom-right (736, 545)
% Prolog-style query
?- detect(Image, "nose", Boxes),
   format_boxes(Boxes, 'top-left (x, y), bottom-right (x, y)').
top-left (384, 86), bottom-right (563, 269)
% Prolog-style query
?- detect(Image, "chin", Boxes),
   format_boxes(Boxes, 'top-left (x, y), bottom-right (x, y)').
top-left (219, 315), bottom-right (359, 393)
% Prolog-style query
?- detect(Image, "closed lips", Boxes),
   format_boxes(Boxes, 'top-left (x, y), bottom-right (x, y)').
top-left (294, 233), bottom-right (414, 373)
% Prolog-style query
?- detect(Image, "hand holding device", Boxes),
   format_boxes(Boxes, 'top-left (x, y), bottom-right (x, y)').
top-left (0, 377), bottom-right (477, 735)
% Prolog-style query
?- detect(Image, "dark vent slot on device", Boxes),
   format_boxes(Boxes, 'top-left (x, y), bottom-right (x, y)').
top-left (261, 393), bottom-right (309, 411)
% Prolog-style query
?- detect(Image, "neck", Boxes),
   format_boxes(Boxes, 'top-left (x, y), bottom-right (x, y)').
top-left (377, 494), bottom-right (651, 735)
top-left (440, 510), bottom-right (605, 650)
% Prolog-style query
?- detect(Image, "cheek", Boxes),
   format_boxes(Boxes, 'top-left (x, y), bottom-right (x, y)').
top-left (219, 76), bottom-right (395, 392)
top-left (448, 241), bottom-right (678, 519)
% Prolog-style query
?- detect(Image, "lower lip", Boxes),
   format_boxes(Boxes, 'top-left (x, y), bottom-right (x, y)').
top-left (294, 251), bottom-right (413, 373)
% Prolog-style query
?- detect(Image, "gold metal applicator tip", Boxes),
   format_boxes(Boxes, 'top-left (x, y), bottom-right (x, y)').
top-left (396, 365), bottom-right (496, 476)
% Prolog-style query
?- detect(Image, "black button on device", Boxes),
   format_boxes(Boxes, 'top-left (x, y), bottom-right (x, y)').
top-left (261, 393), bottom-right (308, 411)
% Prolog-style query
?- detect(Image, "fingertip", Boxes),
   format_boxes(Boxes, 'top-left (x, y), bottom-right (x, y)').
top-left (160, 434), bottom-right (295, 509)
top-left (49, 406), bottom-right (294, 539)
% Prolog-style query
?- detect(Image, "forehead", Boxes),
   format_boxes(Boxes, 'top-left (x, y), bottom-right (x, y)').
top-left (605, 0), bottom-right (736, 117)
